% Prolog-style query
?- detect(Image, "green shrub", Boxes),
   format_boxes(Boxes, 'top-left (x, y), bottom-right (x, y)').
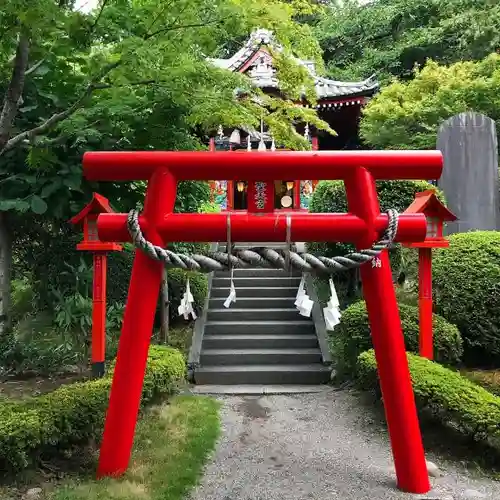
top-left (357, 350), bottom-right (500, 444)
top-left (432, 231), bottom-right (500, 366)
top-left (0, 345), bottom-right (185, 471)
top-left (331, 300), bottom-right (463, 377)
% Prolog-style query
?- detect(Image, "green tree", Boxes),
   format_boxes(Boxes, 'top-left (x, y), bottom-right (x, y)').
top-left (359, 54), bottom-right (500, 149)
top-left (315, 0), bottom-right (500, 83)
top-left (0, 0), bottom-right (334, 333)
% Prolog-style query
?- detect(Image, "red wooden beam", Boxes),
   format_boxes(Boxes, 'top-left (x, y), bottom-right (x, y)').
top-left (83, 150), bottom-right (443, 182)
top-left (96, 212), bottom-right (427, 244)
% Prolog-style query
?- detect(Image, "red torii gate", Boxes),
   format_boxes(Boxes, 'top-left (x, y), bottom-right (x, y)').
top-left (83, 150), bottom-right (443, 494)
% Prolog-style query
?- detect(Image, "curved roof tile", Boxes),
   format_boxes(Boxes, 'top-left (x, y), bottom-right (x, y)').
top-left (208, 29), bottom-right (379, 100)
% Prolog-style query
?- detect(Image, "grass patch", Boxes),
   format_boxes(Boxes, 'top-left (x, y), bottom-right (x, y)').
top-left (461, 368), bottom-right (500, 396)
top-left (47, 395), bottom-right (220, 500)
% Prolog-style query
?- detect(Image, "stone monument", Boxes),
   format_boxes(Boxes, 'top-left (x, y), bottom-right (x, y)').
top-left (437, 111), bottom-right (499, 234)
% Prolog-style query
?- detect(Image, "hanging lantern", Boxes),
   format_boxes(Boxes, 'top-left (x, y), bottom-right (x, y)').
top-left (237, 181), bottom-right (245, 192)
top-left (286, 181), bottom-right (294, 191)
top-left (229, 129), bottom-right (241, 145)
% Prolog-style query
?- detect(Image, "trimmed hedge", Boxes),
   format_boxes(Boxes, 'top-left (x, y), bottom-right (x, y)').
top-left (0, 345), bottom-right (185, 471)
top-left (331, 300), bottom-right (463, 377)
top-left (432, 231), bottom-right (500, 366)
top-left (357, 350), bottom-right (500, 444)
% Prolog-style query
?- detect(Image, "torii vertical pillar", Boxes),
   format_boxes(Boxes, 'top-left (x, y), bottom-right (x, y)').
top-left (345, 167), bottom-right (430, 494)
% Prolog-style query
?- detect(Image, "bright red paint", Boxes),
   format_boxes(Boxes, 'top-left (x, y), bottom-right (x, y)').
top-left (70, 193), bottom-right (122, 378)
top-left (404, 190), bottom-right (457, 361)
top-left (83, 150), bottom-right (444, 494)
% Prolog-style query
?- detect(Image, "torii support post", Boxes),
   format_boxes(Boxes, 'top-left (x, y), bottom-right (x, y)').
top-left (83, 150), bottom-right (443, 493)
top-left (419, 247), bottom-right (434, 360)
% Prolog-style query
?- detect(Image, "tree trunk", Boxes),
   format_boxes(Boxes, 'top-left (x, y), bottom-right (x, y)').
top-left (0, 213), bottom-right (13, 335)
top-left (0, 33), bottom-right (30, 150)
top-left (160, 268), bottom-right (169, 344)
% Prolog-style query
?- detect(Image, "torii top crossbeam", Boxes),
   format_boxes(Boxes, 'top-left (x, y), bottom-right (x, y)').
top-left (83, 150), bottom-right (443, 182)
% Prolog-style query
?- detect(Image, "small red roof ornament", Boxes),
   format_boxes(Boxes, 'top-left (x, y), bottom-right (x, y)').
top-left (69, 192), bottom-right (115, 226)
top-left (69, 193), bottom-right (122, 252)
top-left (403, 190), bottom-right (457, 248)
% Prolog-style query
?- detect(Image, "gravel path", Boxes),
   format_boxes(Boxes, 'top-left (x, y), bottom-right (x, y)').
top-left (189, 388), bottom-right (500, 500)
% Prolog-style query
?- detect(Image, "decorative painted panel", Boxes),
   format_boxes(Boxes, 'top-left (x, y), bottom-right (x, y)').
top-left (213, 180), bottom-right (227, 210)
top-left (300, 180), bottom-right (314, 209)
top-left (254, 181), bottom-right (268, 209)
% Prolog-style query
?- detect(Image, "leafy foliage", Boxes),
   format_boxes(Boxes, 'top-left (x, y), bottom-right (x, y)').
top-left (360, 54), bottom-right (500, 149)
top-left (432, 231), bottom-right (500, 367)
top-left (331, 300), bottom-right (463, 378)
top-left (357, 349), bottom-right (500, 446)
top-left (315, 0), bottom-right (500, 83)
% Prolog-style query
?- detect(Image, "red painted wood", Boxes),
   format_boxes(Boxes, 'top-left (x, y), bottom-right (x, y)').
top-left (97, 170), bottom-right (177, 478)
top-left (91, 253), bottom-right (107, 366)
top-left (418, 247), bottom-right (434, 360)
top-left (345, 167), bottom-right (430, 494)
top-left (83, 150), bottom-right (443, 182)
top-left (247, 181), bottom-right (274, 213)
top-left (85, 148), bottom-right (439, 493)
top-left (96, 212), bottom-right (426, 244)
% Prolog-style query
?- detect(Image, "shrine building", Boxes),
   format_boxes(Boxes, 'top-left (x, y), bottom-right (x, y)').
top-left (207, 29), bottom-right (379, 212)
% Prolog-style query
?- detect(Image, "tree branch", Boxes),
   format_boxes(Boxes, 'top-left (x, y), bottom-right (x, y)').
top-left (0, 33), bottom-right (30, 150)
top-left (89, 0), bottom-right (111, 35)
top-left (0, 61), bottom-right (121, 156)
top-left (0, 18), bottom-right (224, 156)
top-left (25, 58), bottom-right (46, 76)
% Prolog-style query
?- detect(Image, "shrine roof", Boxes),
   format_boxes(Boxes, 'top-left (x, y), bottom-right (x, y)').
top-left (404, 190), bottom-right (457, 221)
top-left (208, 29), bottom-right (379, 100)
top-left (69, 192), bottom-right (115, 226)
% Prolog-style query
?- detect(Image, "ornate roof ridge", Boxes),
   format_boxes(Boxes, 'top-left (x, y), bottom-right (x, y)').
top-left (208, 28), bottom-right (379, 100)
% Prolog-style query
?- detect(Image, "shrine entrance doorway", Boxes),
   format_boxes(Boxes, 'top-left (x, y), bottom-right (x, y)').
top-left (231, 180), bottom-right (298, 210)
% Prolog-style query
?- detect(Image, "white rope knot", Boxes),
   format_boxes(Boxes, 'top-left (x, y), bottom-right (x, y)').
top-left (126, 209), bottom-right (399, 276)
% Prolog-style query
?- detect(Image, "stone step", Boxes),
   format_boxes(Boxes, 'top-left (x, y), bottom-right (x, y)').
top-left (204, 320), bottom-right (315, 335)
top-left (202, 334), bottom-right (319, 350)
top-left (207, 308), bottom-right (309, 322)
top-left (211, 286), bottom-right (298, 298)
top-left (215, 268), bottom-right (301, 278)
top-left (209, 297), bottom-right (295, 309)
top-left (212, 276), bottom-right (301, 288)
top-left (200, 348), bottom-right (322, 366)
top-left (195, 364), bottom-right (331, 385)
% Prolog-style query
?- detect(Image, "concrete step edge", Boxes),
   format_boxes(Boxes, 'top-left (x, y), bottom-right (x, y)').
top-left (205, 334), bottom-right (318, 339)
top-left (197, 364), bottom-right (330, 372)
top-left (202, 348), bottom-right (321, 355)
top-left (205, 320), bottom-right (312, 325)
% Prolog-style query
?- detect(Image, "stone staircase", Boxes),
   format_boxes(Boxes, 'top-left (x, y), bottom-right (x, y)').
top-left (194, 243), bottom-right (331, 386)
